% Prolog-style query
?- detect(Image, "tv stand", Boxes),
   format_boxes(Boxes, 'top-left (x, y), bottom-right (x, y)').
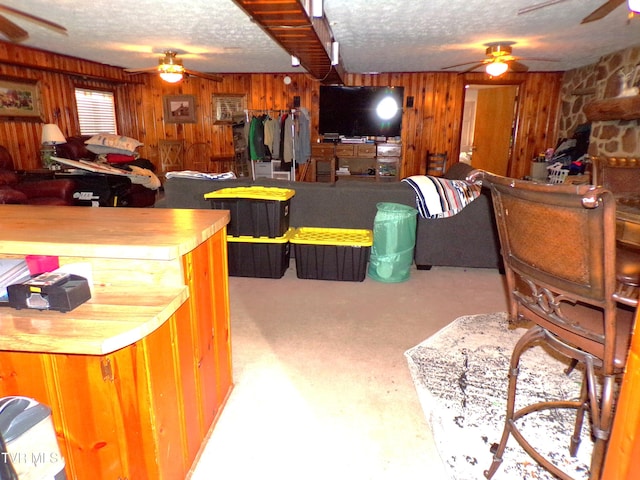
top-left (310, 142), bottom-right (401, 182)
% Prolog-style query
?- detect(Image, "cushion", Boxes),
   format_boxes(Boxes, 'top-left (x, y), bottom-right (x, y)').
top-left (0, 170), bottom-right (18, 186)
top-left (106, 153), bottom-right (137, 164)
top-left (86, 144), bottom-right (140, 156)
top-left (85, 134), bottom-right (142, 154)
top-left (0, 186), bottom-right (27, 204)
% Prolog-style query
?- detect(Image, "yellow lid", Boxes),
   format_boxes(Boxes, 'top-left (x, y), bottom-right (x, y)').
top-left (290, 227), bottom-right (373, 247)
top-left (205, 186), bottom-right (295, 201)
top-left (227, 227), bottom-right (294, 244)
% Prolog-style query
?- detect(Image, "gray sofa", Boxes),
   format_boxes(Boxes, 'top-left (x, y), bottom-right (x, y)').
top-left (160, 162), bottom-right (502, 270)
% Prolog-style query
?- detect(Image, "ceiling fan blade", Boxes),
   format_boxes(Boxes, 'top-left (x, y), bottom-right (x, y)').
top-left (441, 59), bottom-right (487, 70)
top-left (461, 62), bottom-right (489, 73)
top-left (516, 56), bottom-right (560, 62)
top-left (124, 66), bottom-right (160, 74)
top-left (0, 14), bottom-right (27, 42)
top-left (510, 61), bottom-right (530, 72)
top-left (0, 5), bottom-right (67, 35)
top-left (581, 0), bottom-right (626, 24)
top-left (517, 0), bottom-right (571, 15)
top-left (184, 68), bottom-right (223, 82)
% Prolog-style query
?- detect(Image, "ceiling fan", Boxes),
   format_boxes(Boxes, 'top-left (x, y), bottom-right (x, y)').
top-left (517, 0), bottom-right (639, 24)
top-left (0, 4), bottom-right (67, 43)
top-left (441, 42), bottom-right (555, 76)
top-left (124, 50), bottom-right (223, 83)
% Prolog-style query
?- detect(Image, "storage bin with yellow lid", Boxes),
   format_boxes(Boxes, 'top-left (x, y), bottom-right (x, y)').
top-left (227, 228), bottom-right (294, 278)
top-left (205, 186), bottom-right (295, 238)
top-left (290, 227), bottom-right (372, 282)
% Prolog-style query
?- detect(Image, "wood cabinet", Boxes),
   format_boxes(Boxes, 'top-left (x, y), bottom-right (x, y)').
top-left (0, 206), bottom-right (232, 480)
top-left (336, 143), bottom-right (377, 181)
top-left (310, 143), bottom-right (336, 183)
top-left (310, 142), bottom-right (402, 182)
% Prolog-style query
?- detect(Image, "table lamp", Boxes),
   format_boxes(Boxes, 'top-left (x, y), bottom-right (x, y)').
top-left (41, 124), bottom-right (66, 169)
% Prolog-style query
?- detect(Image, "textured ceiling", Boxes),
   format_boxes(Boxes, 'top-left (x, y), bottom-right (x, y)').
top-left (5, 0), bottom-right (640, 77)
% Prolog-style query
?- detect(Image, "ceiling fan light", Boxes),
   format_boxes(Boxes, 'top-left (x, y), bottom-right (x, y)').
top-left (486, 61), bottom-right (509, 77)
top-left (629, 0), bottom-right (640, 13)
top-left (158, 61), bottom-right (184, 83)
top-left (159, 72), bottom-right (183, 83)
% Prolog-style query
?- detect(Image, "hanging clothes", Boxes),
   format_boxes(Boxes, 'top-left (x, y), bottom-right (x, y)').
top-left (278, 113), bottom-right (288, 162)
top-left (282, 114), bottom-right (294, 168)
top-left (249, 115), bottom-right (267, 161)
top-left (271, 114), bottom-right (282, 160)
top-left (295, 108), bottom-right (311, 164)
top-left (264, 116), bottom-right (278, 158)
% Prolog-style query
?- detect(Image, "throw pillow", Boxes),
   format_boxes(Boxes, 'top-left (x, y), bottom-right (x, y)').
top-left (85, 133), bottom-right (142, 154)
top-left (86, 145), bottom-right (140, 156)
top-left (105, 153), bottom-right (137, 164)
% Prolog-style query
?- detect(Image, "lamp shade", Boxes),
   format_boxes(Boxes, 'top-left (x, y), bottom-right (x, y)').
top-left (41, 124), bottom-right (66, 145)
top-left (629, 0), bottom-right (640, 13)
top-left (486, 61), bottom-right (509, 77)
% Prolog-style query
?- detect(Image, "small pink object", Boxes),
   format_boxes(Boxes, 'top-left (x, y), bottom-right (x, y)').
top-left (25, 255), bottom-right (59, 275)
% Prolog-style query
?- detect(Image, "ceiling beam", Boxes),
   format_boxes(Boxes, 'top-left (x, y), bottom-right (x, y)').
top-left (232, 0), bottom-right (344, 84)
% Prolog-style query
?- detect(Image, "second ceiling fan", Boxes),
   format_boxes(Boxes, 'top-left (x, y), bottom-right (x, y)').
top-left (518, 0), bottom-right (637, 24)
top-left (441, 42), bottom-right (556, 76)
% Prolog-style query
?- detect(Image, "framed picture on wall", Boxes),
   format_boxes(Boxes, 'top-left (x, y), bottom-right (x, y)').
top-left (163, 95), bottom-right (197, 124)
top-left (212, 94), bottom-right (246, 124)
top-left (0, 78), bottom-right (43, 121)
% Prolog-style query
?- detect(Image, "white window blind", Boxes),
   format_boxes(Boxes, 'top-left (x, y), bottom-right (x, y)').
top-left (75, 88), bottom-right (117, 135)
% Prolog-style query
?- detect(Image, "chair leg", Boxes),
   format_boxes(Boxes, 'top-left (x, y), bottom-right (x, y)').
top-left (589, 371), bottom-right (617, 480)
top-left (569, 371), bottom-right (588, 456)
top-left (484, 326), bottom-right (546, 479)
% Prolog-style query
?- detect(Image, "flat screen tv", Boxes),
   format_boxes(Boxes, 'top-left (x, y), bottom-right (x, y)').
top-left (319, 85), bottom-right (404, 138)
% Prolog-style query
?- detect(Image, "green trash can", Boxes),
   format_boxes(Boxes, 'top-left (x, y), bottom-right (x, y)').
top-left (368, 202), bottom-right (418, 283)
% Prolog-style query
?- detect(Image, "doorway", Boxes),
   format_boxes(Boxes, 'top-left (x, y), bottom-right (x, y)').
top-left (459, 84), bottom-right (519, 176)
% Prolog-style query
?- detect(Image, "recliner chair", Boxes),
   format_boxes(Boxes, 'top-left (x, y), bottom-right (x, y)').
top-left (0, 146), bottom-right (76, 205)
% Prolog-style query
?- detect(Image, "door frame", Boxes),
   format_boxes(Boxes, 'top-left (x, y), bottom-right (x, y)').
top-left (459, 76), bottom-right (524, 177)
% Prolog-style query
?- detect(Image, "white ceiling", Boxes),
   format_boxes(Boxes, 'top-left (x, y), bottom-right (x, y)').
top-left (5, 0), bottom-right (640, 77)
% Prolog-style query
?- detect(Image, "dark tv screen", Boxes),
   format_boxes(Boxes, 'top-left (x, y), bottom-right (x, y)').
top-left (319, 86), bottom-right (404, 137)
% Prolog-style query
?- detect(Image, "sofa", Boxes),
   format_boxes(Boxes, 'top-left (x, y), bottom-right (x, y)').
top-left (160, 162), bottom-right (502, 270)
top-left (0, 146), bottom-right (77, 205)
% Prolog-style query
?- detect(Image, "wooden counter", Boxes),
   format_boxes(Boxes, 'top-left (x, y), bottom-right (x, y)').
top-left (0, 205), bottom-right (232, 480)
top-left (602, 306), bottom-right (640, 479)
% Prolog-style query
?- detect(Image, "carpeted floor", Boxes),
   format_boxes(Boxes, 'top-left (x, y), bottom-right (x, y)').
top-left (405, 312), bottom-right (593, 480)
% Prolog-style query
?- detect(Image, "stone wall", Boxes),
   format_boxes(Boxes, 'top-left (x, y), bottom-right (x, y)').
top-left (559, 45), bottom-right (640, 159)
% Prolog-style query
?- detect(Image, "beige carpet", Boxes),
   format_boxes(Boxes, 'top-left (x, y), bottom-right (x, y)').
top-left (189, 264), bottom-right (509, 480)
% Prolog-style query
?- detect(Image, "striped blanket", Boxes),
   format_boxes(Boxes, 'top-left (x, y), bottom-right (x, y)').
top-left (402, 175), bottom-right (481, 219)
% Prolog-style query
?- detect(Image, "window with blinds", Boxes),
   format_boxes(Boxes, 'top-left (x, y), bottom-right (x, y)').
top-left (75, 88), bottom-right (117, 135)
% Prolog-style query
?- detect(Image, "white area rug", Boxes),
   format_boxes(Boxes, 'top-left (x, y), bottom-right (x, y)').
top-left (405, 312), bottom-right (593, 480)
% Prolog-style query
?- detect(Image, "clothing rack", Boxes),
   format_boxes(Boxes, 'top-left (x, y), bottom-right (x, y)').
top-left (243, 108), bottom-right (297, 122)
top-left (244, 108), bottom-right (300, 181)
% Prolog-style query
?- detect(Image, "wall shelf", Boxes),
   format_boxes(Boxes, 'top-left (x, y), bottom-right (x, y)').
top-left (584, 95), bottom-right (640, 121)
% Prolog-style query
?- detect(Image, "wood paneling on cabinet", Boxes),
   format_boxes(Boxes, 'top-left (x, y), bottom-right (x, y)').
top-left (0, 41), bottom-right (562, 179)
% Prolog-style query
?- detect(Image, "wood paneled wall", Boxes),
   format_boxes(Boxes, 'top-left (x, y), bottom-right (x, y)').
top-left (0, 42), bottom-right (563, 179)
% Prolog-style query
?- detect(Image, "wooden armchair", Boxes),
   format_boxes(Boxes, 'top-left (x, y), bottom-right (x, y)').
top-left (426, 152), bottom-right (448, 176)
top-left (469, 170), bottom-right (639, 480)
